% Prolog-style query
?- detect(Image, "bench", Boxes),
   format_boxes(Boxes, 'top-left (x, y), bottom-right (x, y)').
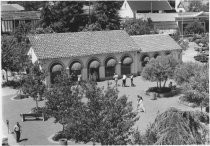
top-left (20, 113), bottom-right (45, 122)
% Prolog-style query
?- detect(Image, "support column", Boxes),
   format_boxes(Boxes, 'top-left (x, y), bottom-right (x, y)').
top-left (82, 68), bottom-right (88, 80)
top-left (116, 63), bottom-right (121, 76)
top-left (99, 65), bottom-right (105, 80)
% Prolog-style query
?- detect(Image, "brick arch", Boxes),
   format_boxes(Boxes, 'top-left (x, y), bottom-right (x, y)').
top-left (86, 57), bottom-right (102, 68)
top-left (68, 59), bottom-right (84, 69)
top-left (103, 55), bottom-right (118, 66)
top-left (48, 60), bottom-right (65, 72)
top-left (120, 53), bottom-right (133, 63)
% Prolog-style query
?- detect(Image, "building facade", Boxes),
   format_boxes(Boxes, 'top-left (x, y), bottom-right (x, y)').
top-left (28, 30), bottom-right (182, 86)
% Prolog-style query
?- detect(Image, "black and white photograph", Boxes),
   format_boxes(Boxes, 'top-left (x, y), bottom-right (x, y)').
top-left (1, 0), bottom-right (209, 145)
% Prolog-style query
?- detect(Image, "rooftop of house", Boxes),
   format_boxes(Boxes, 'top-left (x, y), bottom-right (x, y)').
top-left (131, 34), bottom-right (182, 52)
top-left (1, 4), bottom-right (24, 11)
top-left (127, 0), bottom-right (172, 11)
top-left (1, 11), bottom-right (41, 20)
top-left (29, 30), bottom-right (140, 60)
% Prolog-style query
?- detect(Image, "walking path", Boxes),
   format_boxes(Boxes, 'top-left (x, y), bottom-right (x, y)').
top-left (2, 76), bottom-right (200, 145)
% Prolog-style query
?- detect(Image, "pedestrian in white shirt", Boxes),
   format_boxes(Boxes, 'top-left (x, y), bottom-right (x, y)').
top-left (122, 74), bottom-right (127, 87)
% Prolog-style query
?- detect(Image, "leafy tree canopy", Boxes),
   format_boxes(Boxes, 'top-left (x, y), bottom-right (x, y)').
top-left (142, 55), bottom-right (179, 89)
top-left (84, 1), bottom-right (123, 31)
top-left (184, 21), bottom-right (205, 35)
top-left (188, 1), bottom-right (209, 12)
top-left (40, 1), bottom-right (88, 32)
top-left (121, 18), bottom-right (156, 35)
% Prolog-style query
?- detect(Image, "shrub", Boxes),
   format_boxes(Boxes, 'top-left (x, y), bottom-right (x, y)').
top-left (2, 80), bottom-right (22, 89)
top-left (52, 132), bottom-right (66, 141)
top-left (146, 87), bottom-right (171, 93)
top-left (180, 91), bottom-right (201, 105)
top-left (31, 107), bottom-right (45, 114)
top-left (194, 54), bottom-right (208, 63)
top-left (14, 94), bottom-right (28, 100)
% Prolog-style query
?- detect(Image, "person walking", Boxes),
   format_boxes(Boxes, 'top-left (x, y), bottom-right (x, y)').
top-left (13, 122), bottom-right (21, 142)
top-left (137, 95), bottom-right (145, 112)
top-left (122, 74), bottom-right (127, 87)
top-left (77, 74), bottom-right (82, 85)
top-left (113, 73), bottom-right (119, 87)
top-left (130, 74), bottom-right (134, 87)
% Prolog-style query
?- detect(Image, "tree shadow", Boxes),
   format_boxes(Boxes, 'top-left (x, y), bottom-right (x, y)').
top-left (19, 138), bottom-right (28, 142)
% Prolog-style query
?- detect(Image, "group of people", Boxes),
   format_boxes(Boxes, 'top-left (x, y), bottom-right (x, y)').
top-left (113, 73), bottom-right (135, 87)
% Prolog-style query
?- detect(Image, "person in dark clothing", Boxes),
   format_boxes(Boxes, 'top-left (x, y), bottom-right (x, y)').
top-left (14, 122), bottom-right (21, 142)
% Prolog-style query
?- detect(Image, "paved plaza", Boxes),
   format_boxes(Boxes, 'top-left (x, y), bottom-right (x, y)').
top-left (2, 74), bottom-right (200, 145)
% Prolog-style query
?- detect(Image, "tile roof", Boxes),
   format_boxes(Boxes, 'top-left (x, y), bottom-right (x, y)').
top-left (136, 13), bottom-right (178, 22)
top-left (1, 11), bottom-right (40, 20)
top-left (127, 0), bottom-right (172, 11)
top-left (131, 34), bottom-right (182, 52)
top-left (29, 30), bottom-right (140, 60)
top-left (1, 4), bottom-right (24, 11)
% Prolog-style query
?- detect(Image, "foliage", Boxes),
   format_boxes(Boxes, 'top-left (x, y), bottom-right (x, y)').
top-left (22, 61), bottom-right (46, 110)
top-left (184, 21), bottom-right (205, 35)
top-left (45, 74), bottom-right (139, 145)
top-left (194, 54), bottom-right (208, 63)
top-left (188, 1), bottom-right (209, 12)
top-left (65, 83), bottom-right (139, 145)
top-left (52, 132), bottom-right (67, 141)
top-left (13, 94), bottom-right (29, 100)
top-left (145, 107), bottom-right (209, 144)
top-left (1, 35), bottom-right (30, 73)
top-left (142, 55), bottom-right (179, 89)
top-left (121, 18), bottom-right (156, 35)
top-left (146, 87), bottom-right (171, 94)
top-left (40, 1), bottom-right (87, 32)
top-left (84, 1), bottom-right (122, 31)
top-left (170, 30), bottom-right (189, 50)
top-left (174, 62), bottom-right (202, 85)
top-left (44, 71), bottom-right (83, 133)
top-left (2, 80), bottom-right (22, 89)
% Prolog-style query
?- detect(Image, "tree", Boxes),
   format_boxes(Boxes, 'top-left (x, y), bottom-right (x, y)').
top-left (184, 21), bottom-right (205, 35)
top-left (174, 62), bottom-right (209, 111)
top-left (142, 55), bottom-right (179, 89)
top-left (40, 1), bottom-right (88, 32)
top-left (1, 35), bottom-right (30, 81)
top-left (65, 83), bottom-right (139, 145)
top-left (188, 1), bottom-right (209, 12)
top-left (143, 107), bottom-right (209, 144)
top-left (84, 1), bottom-right (122, 31)
top-left (22, 62), bottom-right (46, 110)
top-left (121, 18), bottom-right (156, 35)
top-left (44, 71), bottom-right (84, 134)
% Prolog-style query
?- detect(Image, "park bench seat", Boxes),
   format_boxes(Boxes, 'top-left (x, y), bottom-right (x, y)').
top-left (20, 113), bottom-right (45, 122)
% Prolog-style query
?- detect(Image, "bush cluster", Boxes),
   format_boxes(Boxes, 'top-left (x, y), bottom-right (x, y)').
top-left (52, 132), bottom-right (66, 141)
top-left (2, 80), bottom-right (22, 89)
top-left (194, 54), bottom-right (208, 63)
top-left (14, 94), bottom-right (29, 100)
top-left (146, 87), bottom-right (171, 93)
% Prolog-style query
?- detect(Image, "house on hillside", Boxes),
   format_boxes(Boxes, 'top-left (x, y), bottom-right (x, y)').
top-left (28, 30), bottom-right (182, 86)
top-left (1, 3), bottom-right (40, 33)
top-left (119, 0), bottom-right (173, 19)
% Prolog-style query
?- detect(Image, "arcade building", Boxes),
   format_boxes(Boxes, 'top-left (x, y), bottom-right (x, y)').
top-left (28, 30), bottom-right (182, 86)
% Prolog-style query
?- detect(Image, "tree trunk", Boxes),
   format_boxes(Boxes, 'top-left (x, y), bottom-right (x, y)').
top-left (156, 82), bottom-right (159, 88)
top-left (201, 105), bottom-right (203, 112)
top-left (35, 97), bottom-right (39, 110)
top-left (5, 70), bottom-right (8, 82)
top-left (159, 81), bottom-right (161, 89)
top-left (163, 79), bottom-right (167, 87)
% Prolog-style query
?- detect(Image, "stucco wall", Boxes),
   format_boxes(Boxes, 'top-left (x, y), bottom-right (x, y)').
top-left (39, 49), bottom-right (182, 86)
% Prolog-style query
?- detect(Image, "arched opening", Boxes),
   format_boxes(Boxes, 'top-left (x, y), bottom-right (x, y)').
top-left (69, 61), bottom-right (82, 81)
top-left (154, 53), bottom-right (160, 59)
top-left (88, 60), bottom-right (100, 81)
top-left (141, 55), bottom-right (150, 67)
top-left (50, 63), bottom-right (63, 84)
top-left (105, 58), bottom-right (117, 77)
top-left (121, 56), bottom-right (132, 75)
